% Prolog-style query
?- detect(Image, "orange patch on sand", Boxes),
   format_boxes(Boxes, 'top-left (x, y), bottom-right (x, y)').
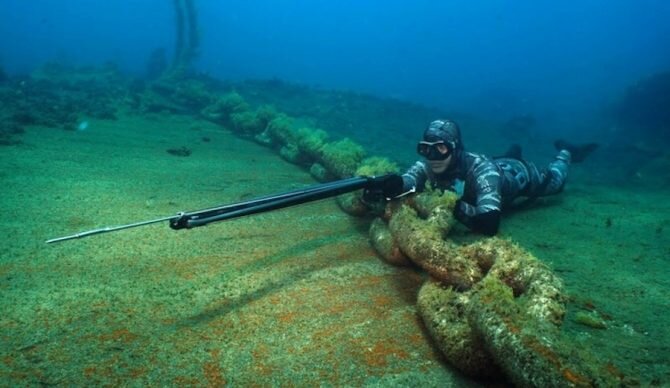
top-left (129, 367), bottom-right (148, 379)
top-left (99, 328), bottom-right (138, 343)
top-left (362, 341), bottom-right (409, 368)
top-left (203, 361), bottom-right (225, 386)
top-left (605, 362), bottom-right (626, 380)
top-left (203, 349), bottom-right (226, 386)
top-left (2, 355), bottom-right (13, 366)
top-left (310, 326), bottom-right (344, 348)
top-left (356, 274), bottom-right (385, 287)
top-left (207, 318), bottom-right (236, 337)
top-left (0, 264), bottom-right (10, 277)
top-left (326, 303), bottom-right (348, 315)
top-left (252, 344), bottom-right (276, 376)
top-left (83, 366), bottom-right (97, 378)
top-left (90, 301), bottom-right (109, 310)
top-left (373, 296), bottom-right (393, 308)
top-left (278, 311), bottom-right (297, 323)
top-left (408, 333), bottom-right (424, 345)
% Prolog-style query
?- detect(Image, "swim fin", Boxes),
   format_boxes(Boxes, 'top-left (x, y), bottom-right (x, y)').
top-left (554, 140), bottom-right (598, 163)
top-left (496, 144), bottom-right (523, 160)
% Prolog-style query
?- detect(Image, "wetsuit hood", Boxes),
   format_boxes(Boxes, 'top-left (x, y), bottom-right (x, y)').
top-left (423, 119), bottom-right (464, 153)
top-left (423, 119), bottom-right (464, 175)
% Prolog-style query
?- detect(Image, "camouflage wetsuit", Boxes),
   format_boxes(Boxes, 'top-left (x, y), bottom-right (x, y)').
top-left (401, 149), bottom-right (571, 235)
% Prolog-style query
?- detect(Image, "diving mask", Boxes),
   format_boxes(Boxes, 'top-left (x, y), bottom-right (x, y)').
top-left (417, 140), bottom-right (452, 160)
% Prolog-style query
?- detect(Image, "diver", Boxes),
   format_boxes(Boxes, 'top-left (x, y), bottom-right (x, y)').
top-left (380, 119), bottom-right (597, 236)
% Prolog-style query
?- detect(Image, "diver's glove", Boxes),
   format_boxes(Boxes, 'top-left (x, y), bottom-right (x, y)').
top-left (362, 188), bottom-right (386, 204)
top-left (362, 174), bottom-right (405, 204)
top-left (454, 200), bottom-right (501, 236)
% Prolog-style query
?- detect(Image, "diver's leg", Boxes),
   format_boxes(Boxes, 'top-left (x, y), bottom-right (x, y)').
top-left (541, 150), bottom-right (571, 195)
top-left (520, 149), bottom-right (571, 198)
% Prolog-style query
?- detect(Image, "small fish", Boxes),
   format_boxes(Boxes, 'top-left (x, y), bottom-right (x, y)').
top-left (77, 121), bottom-right (89, 131)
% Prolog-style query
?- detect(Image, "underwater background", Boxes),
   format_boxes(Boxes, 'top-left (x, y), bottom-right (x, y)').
top-left (1, 0), bottom-right (669, 386)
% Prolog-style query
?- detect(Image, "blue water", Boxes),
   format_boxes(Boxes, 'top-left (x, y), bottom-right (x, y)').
top-left (2, 0), bottom-right (669, 139)
top-left (1, 2), bottom-right (670, 385)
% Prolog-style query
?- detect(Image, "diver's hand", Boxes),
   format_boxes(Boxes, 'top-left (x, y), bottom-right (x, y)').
top-left (362, 187), bottom-right (386, 204)
top-left (362, 174), bottom-right (405, 204)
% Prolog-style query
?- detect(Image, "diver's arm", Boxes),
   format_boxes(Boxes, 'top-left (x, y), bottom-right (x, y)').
top-left (399, 161), bottom-right (430, 196)
top-left (454, 202), bottom-right (501, 236)
top-left (363, 161), bottom-right (428, 203)
top-left (454, 162), bottom-right (502, 236)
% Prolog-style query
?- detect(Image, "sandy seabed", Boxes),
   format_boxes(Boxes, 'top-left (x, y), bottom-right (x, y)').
top-left (0, 114), bottom-right (668, 386)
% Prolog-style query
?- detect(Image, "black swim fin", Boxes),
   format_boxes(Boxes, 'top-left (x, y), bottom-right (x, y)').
top-left (501, 144), bottom-right (523, 159)
top-left (554, 140), bottom-right (598, 163)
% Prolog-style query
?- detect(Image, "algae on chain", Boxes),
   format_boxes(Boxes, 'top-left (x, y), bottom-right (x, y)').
top-left (355, 156), bottom-right (400, 177)
top-left (295, 127), bottom-right (329, 160)
top-left (368, 218), bottom-right (411, 266)
top-left (416, 280), bottom-right (501, 378)
top-left (467, 276), bottom-right (623, 387)
top-left (320, 138), bottom-right (366, 178)
top-left (388, 203), bottom-right (483, 290)
top-left (482, 238), bottom-right (567, 325)
top-left (201, 91), bottom-right (249, 124)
